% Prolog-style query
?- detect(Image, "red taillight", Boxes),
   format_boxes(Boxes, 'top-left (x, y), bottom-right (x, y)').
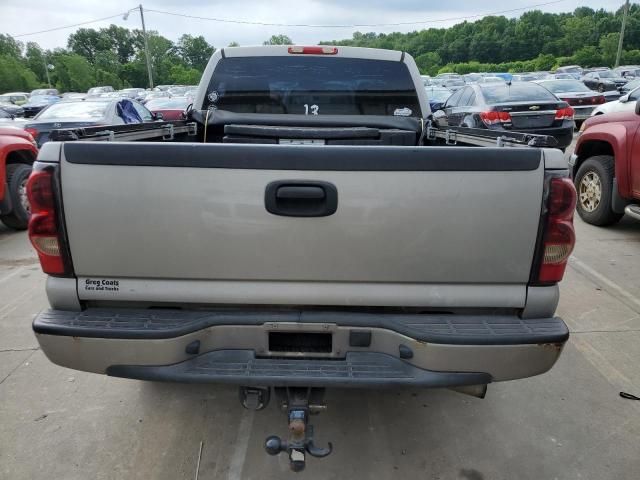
top-left (25, 127), bottom-right (39, 139)
top-left (535, 177), bottom-right (577, 284)
top-left (287, 46), bottom-right (338, 55)
top-left (27, 169), bottom-right (67, 275)
top-left (479, 111), bottom-right (511, 126)
top-left (592, 95), bottom-right (606, 104)
top-left (555, 106), bottom-right (574, 120)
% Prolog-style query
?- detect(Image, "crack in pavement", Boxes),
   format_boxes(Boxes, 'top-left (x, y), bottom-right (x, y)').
top-left (0, 347), bottom-right (40, 353)
top-left (0, 349), bottom-right (39, 386)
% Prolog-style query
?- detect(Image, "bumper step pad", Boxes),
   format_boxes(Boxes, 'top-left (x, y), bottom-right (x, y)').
top-left (35, 309), bottom-right (569, 345)
top-left (106, 350), bottom-right (491, 388)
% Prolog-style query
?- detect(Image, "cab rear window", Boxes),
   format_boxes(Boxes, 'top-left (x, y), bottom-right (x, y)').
top-left (206, 56), bottom-right (421, 117)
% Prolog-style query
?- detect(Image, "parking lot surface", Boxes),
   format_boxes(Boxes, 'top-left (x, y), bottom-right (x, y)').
top-left (1, 181), bottom-right (639, 480)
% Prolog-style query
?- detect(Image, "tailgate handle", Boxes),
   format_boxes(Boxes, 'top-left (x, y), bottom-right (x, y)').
top-left (276, 186), bottom-right (325, 200)
top-left (265, 181), bottom-right (338, 217)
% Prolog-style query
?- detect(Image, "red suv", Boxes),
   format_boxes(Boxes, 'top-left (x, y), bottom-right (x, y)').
top-left (0, 127), bottom-right (38, 229)
top-left (571, 107), bottom-right (640, 225)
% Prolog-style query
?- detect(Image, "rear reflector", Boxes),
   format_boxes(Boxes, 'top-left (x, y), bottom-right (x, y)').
top-left (288, 46), bottom-right (338, 55)
top-left (27, 169), bottom-right (69, 276)
top-left (479, 111), bottom-right (512, 126)
top-left (534, 177), bottom-right (577, 285)
top-left (555, 106), bottom-right (574, 120)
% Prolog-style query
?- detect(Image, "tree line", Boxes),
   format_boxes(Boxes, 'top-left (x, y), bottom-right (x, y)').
top-left (1, 5), bottom-right (640, 93)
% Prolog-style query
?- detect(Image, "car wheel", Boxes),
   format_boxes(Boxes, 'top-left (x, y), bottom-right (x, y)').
top-left (597, 84), bottom-right (605, 93)
top-left (574, 156), bottom-right (623, 226)
top-left (0, 164), bottom-right (32, 230)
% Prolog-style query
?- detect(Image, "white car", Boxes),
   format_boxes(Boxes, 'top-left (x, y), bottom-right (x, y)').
top-left (592, 86), bottom-right (640, 115)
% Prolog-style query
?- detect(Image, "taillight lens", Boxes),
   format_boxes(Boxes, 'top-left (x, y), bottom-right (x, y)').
top-left (25, 127), bottom-right (39, 139)
top-left (27, 169), bottom-right (67, 275)
top-left (592, 95), bottom-right (606, 104)
top-left (535, 177), bottom-right (577, 284)
top-left (555, 106), bottom-right (575, 120)
top-left (479, 111), bottom-right (511, 126)
top-left (288, 46), bottom-right (338, 55)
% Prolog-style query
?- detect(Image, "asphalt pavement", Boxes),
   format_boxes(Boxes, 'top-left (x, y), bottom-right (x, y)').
top-left (1, 156), bottom-right (639, 479)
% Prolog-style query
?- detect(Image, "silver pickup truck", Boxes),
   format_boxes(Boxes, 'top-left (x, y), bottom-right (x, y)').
top-left (29, 46), bottom-right (576, 470)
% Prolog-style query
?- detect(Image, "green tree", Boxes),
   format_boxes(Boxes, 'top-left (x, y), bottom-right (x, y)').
top-left (169, 64), bottom-right (202, 84)
top-left (67, 28), bottom-right (110, 63)
top-left (176, 34), bottom-right (214, 71)
top-left (0, 34), bottom-right (22, 59)
top-left (263, 34), bottom-right (293, 45)
top-left (51, 53), bottom-right (95, 92)
top-left (572, 46), bottom-right (602, 67)
top-left (228, 41), bottom-right (240, 47)
top-left (599, 32), bottom-right (619, 66)
top-left (24, 42), bottom-right (48, 85)
top-left (0, 55), bottom-right (38, 91)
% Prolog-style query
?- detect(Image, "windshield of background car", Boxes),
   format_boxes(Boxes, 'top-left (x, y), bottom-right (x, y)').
top-left (598, 71), bottom-right (615, 78)
top-left (36, 101), bottom-right (109, 119)
top-left (0, 109), bottom-right (10, 118)
top-left (481, 84), bottom-right (558, 104)
top-left (28, 95), bottom-right (57, 104)
top-left (206, 56), bottom-right (422, 116)
top-left (541, 80), bottom-right (592, 93)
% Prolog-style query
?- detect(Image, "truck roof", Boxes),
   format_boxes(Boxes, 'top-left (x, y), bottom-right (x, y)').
top-left (221, 45), bottom-right (404, 62)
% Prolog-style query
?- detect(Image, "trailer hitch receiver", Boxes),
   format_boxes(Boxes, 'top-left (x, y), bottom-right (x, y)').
top-left (263, 387), bottom-right (332, 472)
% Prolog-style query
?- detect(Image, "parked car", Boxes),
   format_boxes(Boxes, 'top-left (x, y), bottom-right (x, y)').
top-left (433, 82), bottom-right (574, 150)
top-left (582, 70), bottom-right (627, 93)
top-left (545, 73), bottom-right (576, 80)
top-left (119, 88), bottom-right (145, 99)
top-left (592, 86), bottom-right (640, 116)
top-left (613, 66), bottom-right (640, 79)
top-left (511, 74), bottom-right (538, 82)
top-left (535, 79), bottom-right (605, 121)
top-left (144, 96), bottom-right (190, 120)
top-left (24, 98), bottom-right (156, 147)
top-left (0, 93), bottom-right (29, 105)
top-left (0, 108), bottom-right (27, 125)
top-left (555, 65), bottom-right (583, 79)
top-left (620, 77), bottom-right (640, 94)
top-left (462, 73), bottom-right (483, 84)
top-left (61, 92), bottom-right (87, 100)
top-left (86, 86), bottom-right (115, 97)
top-left (476, 76), bottom-right (506, 84)
top-left (30, 88), bottom-right (59, 97)
top-left (434, 73), bottom-right (465, 91)
top-left (423, 86), bottom-right (452, 112)
top-left (28, 46), bottom-right (574, 472)
top-left (0, 102), bottom-right (24, 117)
top-left (0, 126), bottom-right (38, 229)
top-left (570, 107), bottom-right (640, 225)
top-left (22, 95), bottom-right (60, 118)
top-left (141, 91), bottom-right (170, 104)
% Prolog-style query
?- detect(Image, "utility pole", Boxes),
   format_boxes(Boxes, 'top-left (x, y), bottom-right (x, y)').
top-left (42, 56), bottom-right (51, 88)
top-left (615, 0), bottom-right (630, 68)
top-left (139, 4), bottom-right (154, 88)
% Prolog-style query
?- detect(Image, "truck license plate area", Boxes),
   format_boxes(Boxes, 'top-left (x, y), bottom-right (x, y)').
top-left (268, 332), bottom-right (332, 353)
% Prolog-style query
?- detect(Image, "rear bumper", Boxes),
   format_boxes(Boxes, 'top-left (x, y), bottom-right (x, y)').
top-left (33, 308), bottom-right (568, 387)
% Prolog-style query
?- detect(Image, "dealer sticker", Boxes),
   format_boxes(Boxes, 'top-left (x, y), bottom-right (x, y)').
top-left (83, 278), bottom-right (120, 292)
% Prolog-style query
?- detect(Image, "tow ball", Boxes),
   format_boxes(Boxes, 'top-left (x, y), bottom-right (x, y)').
top-left (240, 386), bottom-right (332, 472)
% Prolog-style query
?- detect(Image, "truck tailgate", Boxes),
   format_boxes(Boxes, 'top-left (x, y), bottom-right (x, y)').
top-left (59, 142), bottom-right (544, 307)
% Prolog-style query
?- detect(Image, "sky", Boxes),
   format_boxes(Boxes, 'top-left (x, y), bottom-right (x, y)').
top-left (0, 0), bottom-right (630, 50)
